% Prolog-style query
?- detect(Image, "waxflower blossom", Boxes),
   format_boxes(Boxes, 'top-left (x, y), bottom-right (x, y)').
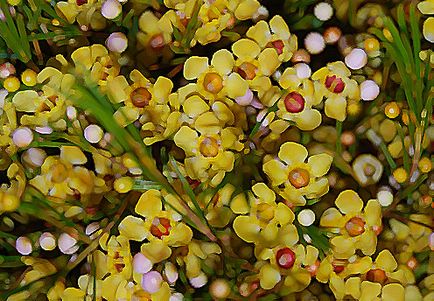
top-left (174, 123), bottom-right (244, 187)
top-left (274, 69), bottom-right (322, 131)
top-left (257, 244), bottom-right (318, 293)
top-left (118, 189), bottom-right (193, 263)
top-left (232, 183), bottom-right (298, 252)
top-left (183, 49), bottom-right (249, 101)
top-left (246, 15), bottom-right (298, 62)
top-left (312, 61), bottom-right (360, 121)
top-left (263, 142), bottom-right (333, 206)
top-left (418, 0), bottom-right (434, 42)
top-left (320, 190), bottom-right (382, 258)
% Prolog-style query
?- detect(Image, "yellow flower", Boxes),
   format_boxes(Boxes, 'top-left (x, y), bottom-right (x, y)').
top-left (29, 146), bottom-right (105, 200)
top-left (246, 15), bottom-right (298, 62)
top-left (230, 0), bottom-right (261, 21)
top-left (183, 50), bottom-right (249, 101)
top-left (108, 70), bottom-right (181, 143)
top-left (418, 0), bottom-right (434, 42)
top-left (320, 190), bottom-right (382, 259)
top-left (0, 163), bottom-right (25, 213)
top-left (105, 235), bottom-right (133, 279)
top-left (137, 11), bottom-right (172, 52)
top-left (263, 142), bottom-right (333, 206)
top-left (231, 38), bottom-right (279, 93)
top-left (312, 61), bottom-right (360, 121)
top-left (232, 183), bottom-right (298, 251)
top-left (174, 124), bottom-right (244, 187)
top-left (202, 183), bottom-right (237, 228)
top-left (56, 0), bottom-right (106, 30)
top-left (70, 45), bottom-right (120, 85)
top-left (194, 0), bottom-right (232, 45)
top-left (118, 190), bottom-right (193, 263)
top-left (274, 72), bottom-right (322, 131)
top-left (256, 244), bottom-right (317, 293)
top-left (341, 250), bottom-right (407, 301)
top-left (177, 240), bottom-right (221, 279)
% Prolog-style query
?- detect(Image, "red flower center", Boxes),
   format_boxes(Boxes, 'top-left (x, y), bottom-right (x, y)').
top-left (276, 248), bottom-right (296, 269)
top-left (150, 217), bottom-right (171, 238)
top-left (76, 0), bottom-right (87, 6)
top-left (325, 75), bottom-right (345, 93)
top-left (284, 92), bottom-right (305, 113)
top-left (271, 40), bottom-right (285, 55)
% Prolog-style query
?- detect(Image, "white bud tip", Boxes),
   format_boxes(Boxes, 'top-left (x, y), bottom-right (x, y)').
top-left (314, 2), bottom-right (333, 21)
top-left (345, 48), bottom-right (368, 70)
top-left (84, 124), bottom-right (104, 144)
top-left (377, 190), bottom-right (393, 207)
top-left (133, 252), bottom-right (153, 274)
top-left (106, 32), bottom-right (128, 53)
top-left (294, 63), bottom-right (312, 79)
top-left (101, 0), bottom-right (122, 20)
top-left (12, 127), bottom-right (33, 148)
top-left (141, 271), bottom-right (163, 293)
top-left (58, 233), bottom-right (78, 255)
top-left (298, 209), bottom-right (316, 226)
top-left (16, 236), bottom-right (32, 255)
top-left (360, 80), bottom-right (380, 101)
top-left (305, 32), bottom-right (325, 55)
top-left (39, 232), bottom-right (56, 251)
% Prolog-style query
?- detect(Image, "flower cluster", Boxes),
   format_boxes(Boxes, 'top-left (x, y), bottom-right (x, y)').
top-left (0, 0), bottom-right (433, 300)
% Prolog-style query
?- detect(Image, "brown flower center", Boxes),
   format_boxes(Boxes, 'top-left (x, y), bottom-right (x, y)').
top-left (325, 75), bottom-right (345, 93)
top-left (131, 87), bottom-right (152, 108)
top-left (345, 217), bottom-right (366, 236)
top-left (200, 137), bottom-right (219, 157)
top-left (203, 73), bottom-right (224, 94)
top-left (284, 92), bottom-right (305, 113)
top-left (366, 269), bottom-right (388, 284)
top-left (76, 0), bottom-right (87, 5)
top-left (237, 62), bottom-right (257, 80)
top-left (288, 168), bottom-right (310, 189)
top-left (150, 217), bottom-right (171, 238)
top-left (276, 248), bottom-right (296, 269)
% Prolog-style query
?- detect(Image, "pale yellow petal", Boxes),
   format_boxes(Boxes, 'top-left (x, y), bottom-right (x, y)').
top-left (211, 49), bottom-right (235, 75)
top-left (184, 56), bottom-right (209, 80)
top-left (335, 190), bottom-right (363, 214)
top-left (278, 142), bottom-right (308, 165)
top-left (307, 153), bottom-right (333, 177)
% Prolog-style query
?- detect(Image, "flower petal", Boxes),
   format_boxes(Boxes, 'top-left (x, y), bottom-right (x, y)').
top-left (364, 200), bottom-right (382, 227)
top-left (335, 190), bottom-right (363, 214)
top-left (270, 15), bottom-right (290, 40)
top-left (225, 73), bottom-right (249, 98)
top-left (325, 96), bottom-right (347, 121)
top-left (233, 216), bottom-right (259, 243)
top-left (293, 108), bottom-right (322, 131)
top-left (259, 264), bottom-right (281, 290)
top-left (375, 249), bottom-right (397, 272)
top-left (382, 283), bottom-right (405, 301)
top-left (258, 48), bottom-right (280, 76)
top-left (359, 281), bottom-right (381, 301)
top-left (135, 189), bottom-right (163, 218)
top-left (263, 159), bottom-right (288, 186)
top-left (184, 56), bottom-right (209, 80)
top-left (307, 153), bottom-right (333, 177)
top-left (278, 142), bottom-right (308, 165)
top-left (252, 182), bottom-right (275, 203)
top-left (320, 208), bottom-right (344, 228)
top-left (174, 126), bottom-right (198, 156)
top-left (232, 38), bottom-right (261, 59)
top-left (118, 216), bottom-right (147, 241)
top-left (211, 49), bottom-right (235, 75)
